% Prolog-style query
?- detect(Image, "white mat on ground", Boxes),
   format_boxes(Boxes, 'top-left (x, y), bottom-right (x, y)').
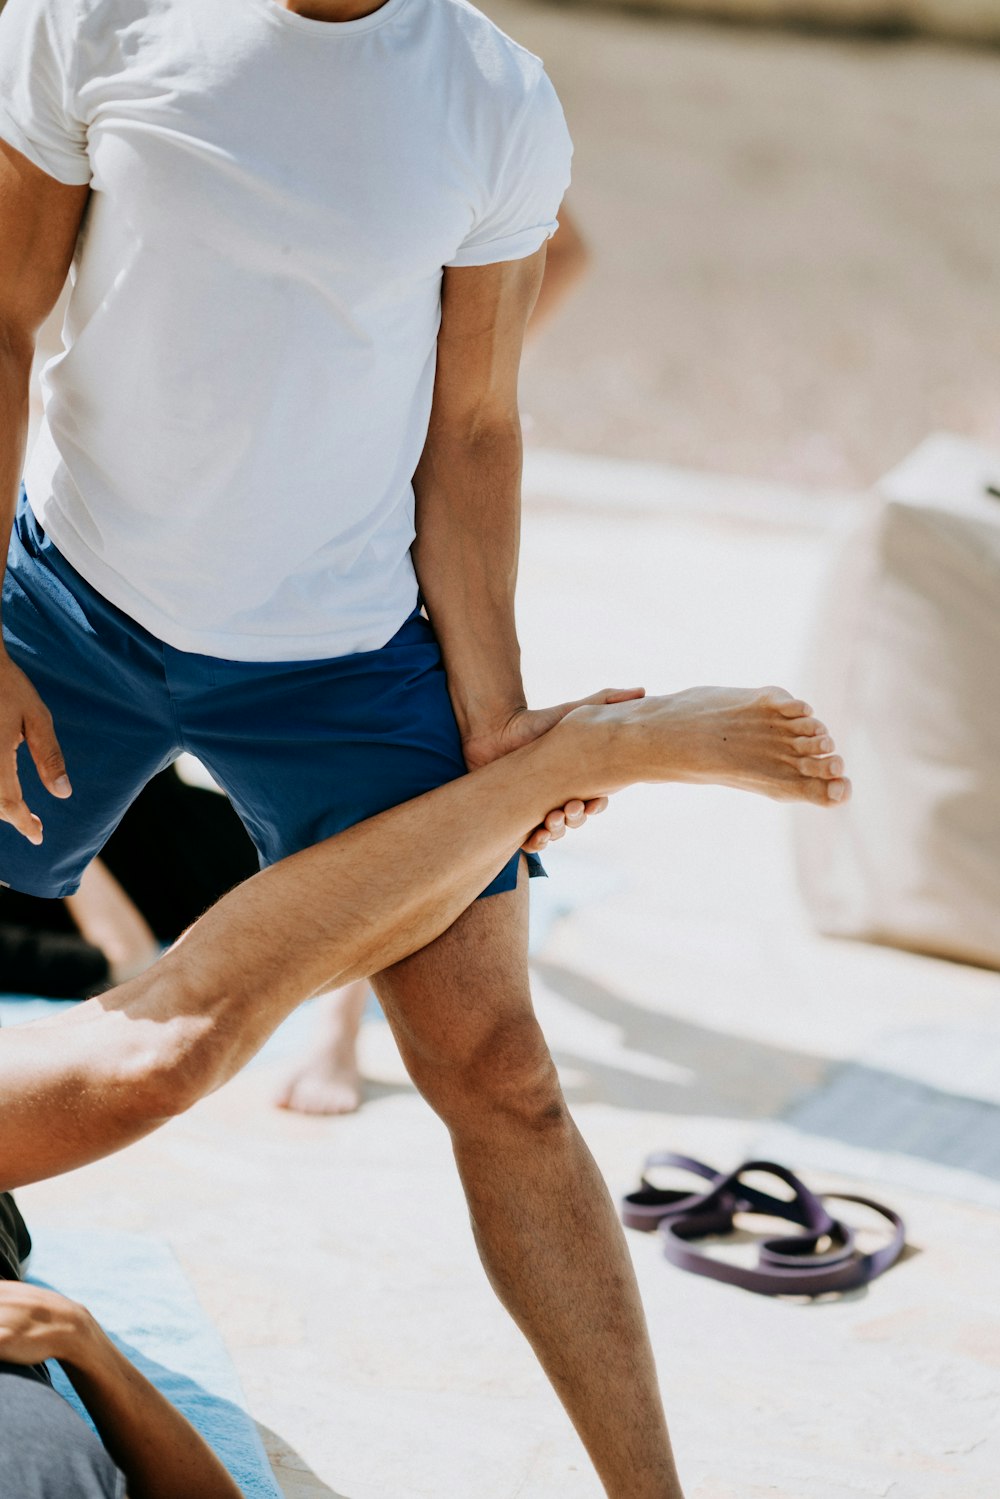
top-left (27, 1229), bottom-right (281, 1499)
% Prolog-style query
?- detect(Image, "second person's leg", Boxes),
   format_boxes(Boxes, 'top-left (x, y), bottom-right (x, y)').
top-left (0, 685), bottom-right (848, 1194)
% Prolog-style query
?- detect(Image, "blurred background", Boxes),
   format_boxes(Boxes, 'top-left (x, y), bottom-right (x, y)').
top-left (505, 0), bottom-right (1000, 486)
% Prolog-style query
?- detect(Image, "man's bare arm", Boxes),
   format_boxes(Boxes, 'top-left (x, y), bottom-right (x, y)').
top-left (412, 252), bottom-right (641, 849)
top-left (0, 140), bottom-right (88, 841)
top-left (412, 252), bottom-right (543, 740)
top-left (0, 1281), bottom-right (242, 1499)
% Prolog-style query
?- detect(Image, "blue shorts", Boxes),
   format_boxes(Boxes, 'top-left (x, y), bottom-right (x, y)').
top-left (0, 496), bottom-right (542, 900)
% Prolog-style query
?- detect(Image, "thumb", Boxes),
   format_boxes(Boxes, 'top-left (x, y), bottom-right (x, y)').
top-left (24, 709), bottom-right (72, 798)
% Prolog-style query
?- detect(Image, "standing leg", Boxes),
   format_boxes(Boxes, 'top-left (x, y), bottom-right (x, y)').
top-left (373, 864), bottom-right (683, 1499)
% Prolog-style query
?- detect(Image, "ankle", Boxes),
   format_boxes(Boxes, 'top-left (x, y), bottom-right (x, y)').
top-left (518, 701), bottom-right (639, 809)
top-left (557, 701), bottom-right (643, 794)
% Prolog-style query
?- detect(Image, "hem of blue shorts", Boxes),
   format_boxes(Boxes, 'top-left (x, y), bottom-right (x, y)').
top-left (477, 849), bottom-right (546, 900)
top-left (0, 874), bottom-right (81, 900)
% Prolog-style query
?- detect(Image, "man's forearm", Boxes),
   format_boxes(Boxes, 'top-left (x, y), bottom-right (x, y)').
top-left (58, 1306), bottom-right (242, 1499)
top-left (412, 417), bottom-right (526, 741)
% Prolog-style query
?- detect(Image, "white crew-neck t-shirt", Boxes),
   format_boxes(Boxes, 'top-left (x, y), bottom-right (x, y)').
top-left (0, 0), bottom-right (572, 661)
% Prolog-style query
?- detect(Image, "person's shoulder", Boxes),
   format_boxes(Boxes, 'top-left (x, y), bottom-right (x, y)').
top-left (427, 0), bottom-right (549, 104)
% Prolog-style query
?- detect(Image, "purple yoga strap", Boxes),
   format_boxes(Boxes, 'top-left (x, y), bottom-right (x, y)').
top-left (621, 1154), bottom-right (906, 1297)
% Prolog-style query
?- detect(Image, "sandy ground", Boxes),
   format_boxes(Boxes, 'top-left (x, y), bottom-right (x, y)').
top-left (17, 486), bottom-right (1000, 1498)
top-left (495, 1), bottom-right (1000, 488)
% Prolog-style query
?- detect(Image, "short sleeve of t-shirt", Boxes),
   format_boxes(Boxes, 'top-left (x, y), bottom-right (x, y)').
top-left (0, 0), bottom-right (91, 186)
top-left (447, 67), bottom-right (572, 269)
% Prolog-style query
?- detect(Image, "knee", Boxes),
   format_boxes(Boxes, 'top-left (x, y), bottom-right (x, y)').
top-left (409, 1014), bottom-right (567, 1135)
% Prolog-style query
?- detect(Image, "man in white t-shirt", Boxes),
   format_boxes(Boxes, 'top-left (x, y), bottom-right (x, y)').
top-left (0, 0), bottom-right (685, 1490)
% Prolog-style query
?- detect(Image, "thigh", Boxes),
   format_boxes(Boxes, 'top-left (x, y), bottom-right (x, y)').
top-left (372, 856), bottom-right (537, 1074)
top-left (178, 611), bottom-right (537, 900)
top-left (0, 500), bottom-right (176, 897)
top-left (0, 1368), bottom-right (125, 1499)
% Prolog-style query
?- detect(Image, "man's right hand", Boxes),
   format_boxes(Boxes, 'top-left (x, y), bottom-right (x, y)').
top-left (0, 652), bottom-right (71, 844)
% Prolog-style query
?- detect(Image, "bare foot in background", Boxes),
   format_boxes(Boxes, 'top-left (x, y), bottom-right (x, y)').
top-left (275, 979), bottom-right (368, 1115)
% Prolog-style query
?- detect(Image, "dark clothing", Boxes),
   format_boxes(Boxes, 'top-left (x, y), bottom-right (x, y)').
top-left (0, 910), bottom-right (109, 999)
top-left (99, 762), bottom-right (259, 944)
top-left (0, 1191), bottom-right (46, 1385)
top-left (0, 1194), bottom-right (125, 1498)
top-left (0, 766), bottom-right (258, 998)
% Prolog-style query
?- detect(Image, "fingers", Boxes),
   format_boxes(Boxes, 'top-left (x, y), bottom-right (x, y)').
top-left (24, 706), bottom-right (71, 799)
top-left (520, 796), bottom-right (611, 852)
top-left (0, 704), bottom-right (70, 844)
top-left (0, 754), bottom-right (43, 845)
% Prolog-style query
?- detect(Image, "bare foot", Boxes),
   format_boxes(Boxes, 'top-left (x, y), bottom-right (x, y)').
top-left (572, 686), bottom-right (851, 806)
top-left (274, 980), bottom-right (368, 1116)
top-left (274, 1045), bottom-right (362, 1116)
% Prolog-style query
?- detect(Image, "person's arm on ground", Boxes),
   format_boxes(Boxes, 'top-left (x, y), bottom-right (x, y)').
top-left (0, 139), bottom-right (89, 843)
top-left (411, 251), bottom-right (640, 851)
top-left (0, 1281), bottom-right (242, 1499)
top-left (525, 206), bottom-right (589, 338)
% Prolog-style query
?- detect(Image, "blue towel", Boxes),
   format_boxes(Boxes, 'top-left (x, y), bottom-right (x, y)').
top-left (27, 1229), bottom-right (281, 1499)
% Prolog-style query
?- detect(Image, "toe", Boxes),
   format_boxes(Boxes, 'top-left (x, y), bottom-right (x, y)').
top-left (792, 734), bottom-right (834, 755)
top-left (799, 754), bottom-right (845, 779)
top-left (776, 696), bottom-right (813, 718)
top-left (806, 776), bottom-right (851, 806)
top-left (784, 715), bottom-right (828, 738)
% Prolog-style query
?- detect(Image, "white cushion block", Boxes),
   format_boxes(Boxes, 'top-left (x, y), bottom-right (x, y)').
top-left (795, 433), bottom-right (1000, 968)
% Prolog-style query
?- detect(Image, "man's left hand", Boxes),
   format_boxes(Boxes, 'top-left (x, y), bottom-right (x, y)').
top-left (462, 686), bottom-right (645, 852)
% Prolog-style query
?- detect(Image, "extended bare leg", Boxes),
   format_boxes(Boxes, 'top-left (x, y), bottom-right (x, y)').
top-left (0, 685), bottom-right (846, 1194)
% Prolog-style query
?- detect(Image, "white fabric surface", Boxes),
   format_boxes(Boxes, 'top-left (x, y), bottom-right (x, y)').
top-left (0, 0), bottom-right (571, 660)
top-left (795, 433), bottom-right (1000, 969)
